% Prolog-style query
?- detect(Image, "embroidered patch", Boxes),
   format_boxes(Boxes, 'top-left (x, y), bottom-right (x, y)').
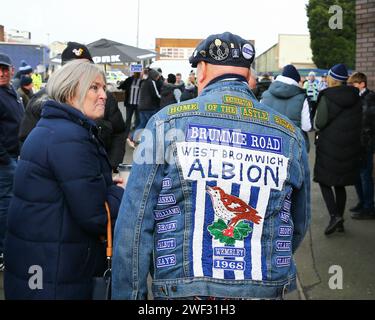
top-left (276, 256), bottom-right (291, 267)
top-left (154, 206), bottom-right (181, 220)
top-left (156, 254), bottom-right (176, 268)
top-left (214, 247), bottom-right (246, 258)
top-left (162, 178), bottom-right (172, 190)
top-left (186, 124), bottom-right (283, 153)
top-left (209, 39), bottom-right (230, 61)
top-left (178, 144), bottom-right (289, 190)
top-left (276, 241), bottom-right (291, 252)
top-left (214, 259), bottom-right (246, 271)
top-left (279, 195), bottom-right (291, 223)
top-left (157, 220), bottom-right (178, 234)
top-left (206, 186), bottom-right (261, 245)
top-left (157, 194), bottom-right (176, 205)
top-left (205, 103), bottom-right (238, 116)
top-left (223, 95), bottom-right (253, 108)
top-left (157, 238), bottom-right (176, 251)
top-left (278, 226), bottom-right (293, 237)
top-left (274, 115), bottom-right (295, 133)
top-left (168, 103), bottom-right (199, 115)
top-left (241, 107), bottom-right (269, 122)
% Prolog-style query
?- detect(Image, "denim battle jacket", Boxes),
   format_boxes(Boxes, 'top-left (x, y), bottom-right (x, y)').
top-left (112, 75), bottom-right (311, 300)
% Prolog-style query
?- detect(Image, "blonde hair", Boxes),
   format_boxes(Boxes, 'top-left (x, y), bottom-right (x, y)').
top-left (46, 59), bottom-right (105, 111)
top-left (327, 75), bottom-right (343, 88)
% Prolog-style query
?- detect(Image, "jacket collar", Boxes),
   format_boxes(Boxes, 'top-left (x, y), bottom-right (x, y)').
top-left (41, 99), bottom-right (97, 131)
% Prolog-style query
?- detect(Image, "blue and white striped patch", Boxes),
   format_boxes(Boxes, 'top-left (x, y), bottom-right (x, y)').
top-left (176, 140), bottom-right (290, 281)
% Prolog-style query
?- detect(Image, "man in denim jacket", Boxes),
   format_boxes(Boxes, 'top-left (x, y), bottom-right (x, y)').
top-left (112, 32), bottom-right (311, 300)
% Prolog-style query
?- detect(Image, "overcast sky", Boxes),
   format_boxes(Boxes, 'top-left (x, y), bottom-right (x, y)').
top-left (0, 0), bottom-right (309, 56)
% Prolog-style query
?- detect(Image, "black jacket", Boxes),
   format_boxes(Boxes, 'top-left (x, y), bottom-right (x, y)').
top-left (361, 90), bottom-right (375, 153)
top-left (137, 78), bottom-right (161, 112)
top-left (0, 85), bottom-right (24, 164)
top-left (159, 83), bottom-right (182, 108)
top-left (181, 84), bottom-right (198, 102)
top-left (314, 86), bottom-right (362, 186)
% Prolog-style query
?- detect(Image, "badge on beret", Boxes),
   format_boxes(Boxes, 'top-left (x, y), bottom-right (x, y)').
top-left (232, 49), bottom-right (240, 59)
top-left (209, 39), bottom-right (230, 61)
top-left (242, 43), bottom-right (254, 60)
top-left (72, 48), bottom-right (84, 57)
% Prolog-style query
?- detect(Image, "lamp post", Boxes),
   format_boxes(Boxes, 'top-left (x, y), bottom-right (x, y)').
top-left (136, 0), bottom-right (140, 47)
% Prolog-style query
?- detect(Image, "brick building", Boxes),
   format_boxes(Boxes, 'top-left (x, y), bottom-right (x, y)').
top-left (155, 38), bottom-right (202, 61)
top-left (356, 0), bottom-right (375, 90)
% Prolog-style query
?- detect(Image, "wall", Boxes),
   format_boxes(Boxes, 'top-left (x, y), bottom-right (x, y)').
top-left (278, 34), bottom-right (316, 69)
top-left (356, 0), bottom-right (375, 90)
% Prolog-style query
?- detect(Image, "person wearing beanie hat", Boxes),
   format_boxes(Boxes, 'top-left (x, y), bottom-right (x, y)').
top-left (17, 76), bottom-right (34, 107)
top-left (112, 32), bottom-right (311, 300)
top-left (314, 63), bottom-right (363, 235)
top-left (11, 60), bottom-right (33, 90)
top-left (261, 64), bottom-right (311, 152)
top-left (328, 64), bottom-right (348, 82)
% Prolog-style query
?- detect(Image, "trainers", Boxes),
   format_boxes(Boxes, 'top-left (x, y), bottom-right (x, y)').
top-left (349, 203), bottom-right (363, 213)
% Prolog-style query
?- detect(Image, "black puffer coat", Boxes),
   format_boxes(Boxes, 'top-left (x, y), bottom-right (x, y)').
top-left (314, 85), bottom-right (362, 186)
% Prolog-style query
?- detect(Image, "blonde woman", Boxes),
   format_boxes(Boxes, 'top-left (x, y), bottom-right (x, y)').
top-left (4, 60), bottom-right (124, 299)
top-left (314, 64), bottom-right (362, 235)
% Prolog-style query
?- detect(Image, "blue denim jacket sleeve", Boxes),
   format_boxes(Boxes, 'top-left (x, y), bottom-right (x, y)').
top-left (291, 133), bottom-right (311, 253)
top-left (112, 117), bottom-right (162, 299)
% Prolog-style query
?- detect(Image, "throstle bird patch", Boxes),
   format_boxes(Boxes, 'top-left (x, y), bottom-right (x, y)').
top-left (206, 186), bottom-right (262, 245)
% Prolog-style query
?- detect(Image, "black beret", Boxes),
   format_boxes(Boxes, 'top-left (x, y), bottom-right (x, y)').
top-left (189, 32), bottom-right (255, 69)
top-left (61, 42), bottom-right (93, 65)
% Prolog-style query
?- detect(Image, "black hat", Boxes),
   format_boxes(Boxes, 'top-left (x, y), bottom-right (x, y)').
top-left (0, 52), bottom-right (13, 67)
top-left (20, 75), bottom-right (33, 87)
top-left (189, 32), bottom-right (255, 69)
top-left (282, 64), bottom-right (301, 83)
top-left (61, 42), bottom-right (93, 64)
top-left (167, 73), bottom-right (176, 84)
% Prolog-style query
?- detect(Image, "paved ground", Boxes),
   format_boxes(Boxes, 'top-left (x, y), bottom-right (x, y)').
top-left (1, 124), bottom-right (374, 300)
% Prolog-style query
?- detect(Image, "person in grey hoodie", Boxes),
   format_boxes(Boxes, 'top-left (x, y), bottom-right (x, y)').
top-left (261, 64), bottom-right (311, 151)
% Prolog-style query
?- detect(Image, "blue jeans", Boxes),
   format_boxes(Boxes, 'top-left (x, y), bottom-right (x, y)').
top-left (0, 157), bottom-right (17, 254)
top-left (354, 151), bottom-right (374, 210)
top-left (131, 111), bottom-right (156, 141)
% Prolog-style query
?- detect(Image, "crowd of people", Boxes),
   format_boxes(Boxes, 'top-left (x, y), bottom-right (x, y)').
top-left (0, 31), bottom-right (374, 300)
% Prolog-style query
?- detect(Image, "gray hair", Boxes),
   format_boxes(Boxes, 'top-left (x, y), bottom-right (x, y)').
top-left (46, 59), bottom-right (106, 111)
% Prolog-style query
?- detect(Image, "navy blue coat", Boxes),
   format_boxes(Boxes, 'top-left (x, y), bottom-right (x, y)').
top-left (0, 85), bottom-right (24, 164)
top-left (4, 100), bottom-right (124, 299)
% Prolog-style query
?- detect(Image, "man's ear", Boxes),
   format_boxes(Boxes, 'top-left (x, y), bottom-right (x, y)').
top-left (197, 62), bottom-right (207, 84)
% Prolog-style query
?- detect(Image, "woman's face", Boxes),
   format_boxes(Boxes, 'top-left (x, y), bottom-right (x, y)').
top-left (72, 75), bottom-right (107, 120)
